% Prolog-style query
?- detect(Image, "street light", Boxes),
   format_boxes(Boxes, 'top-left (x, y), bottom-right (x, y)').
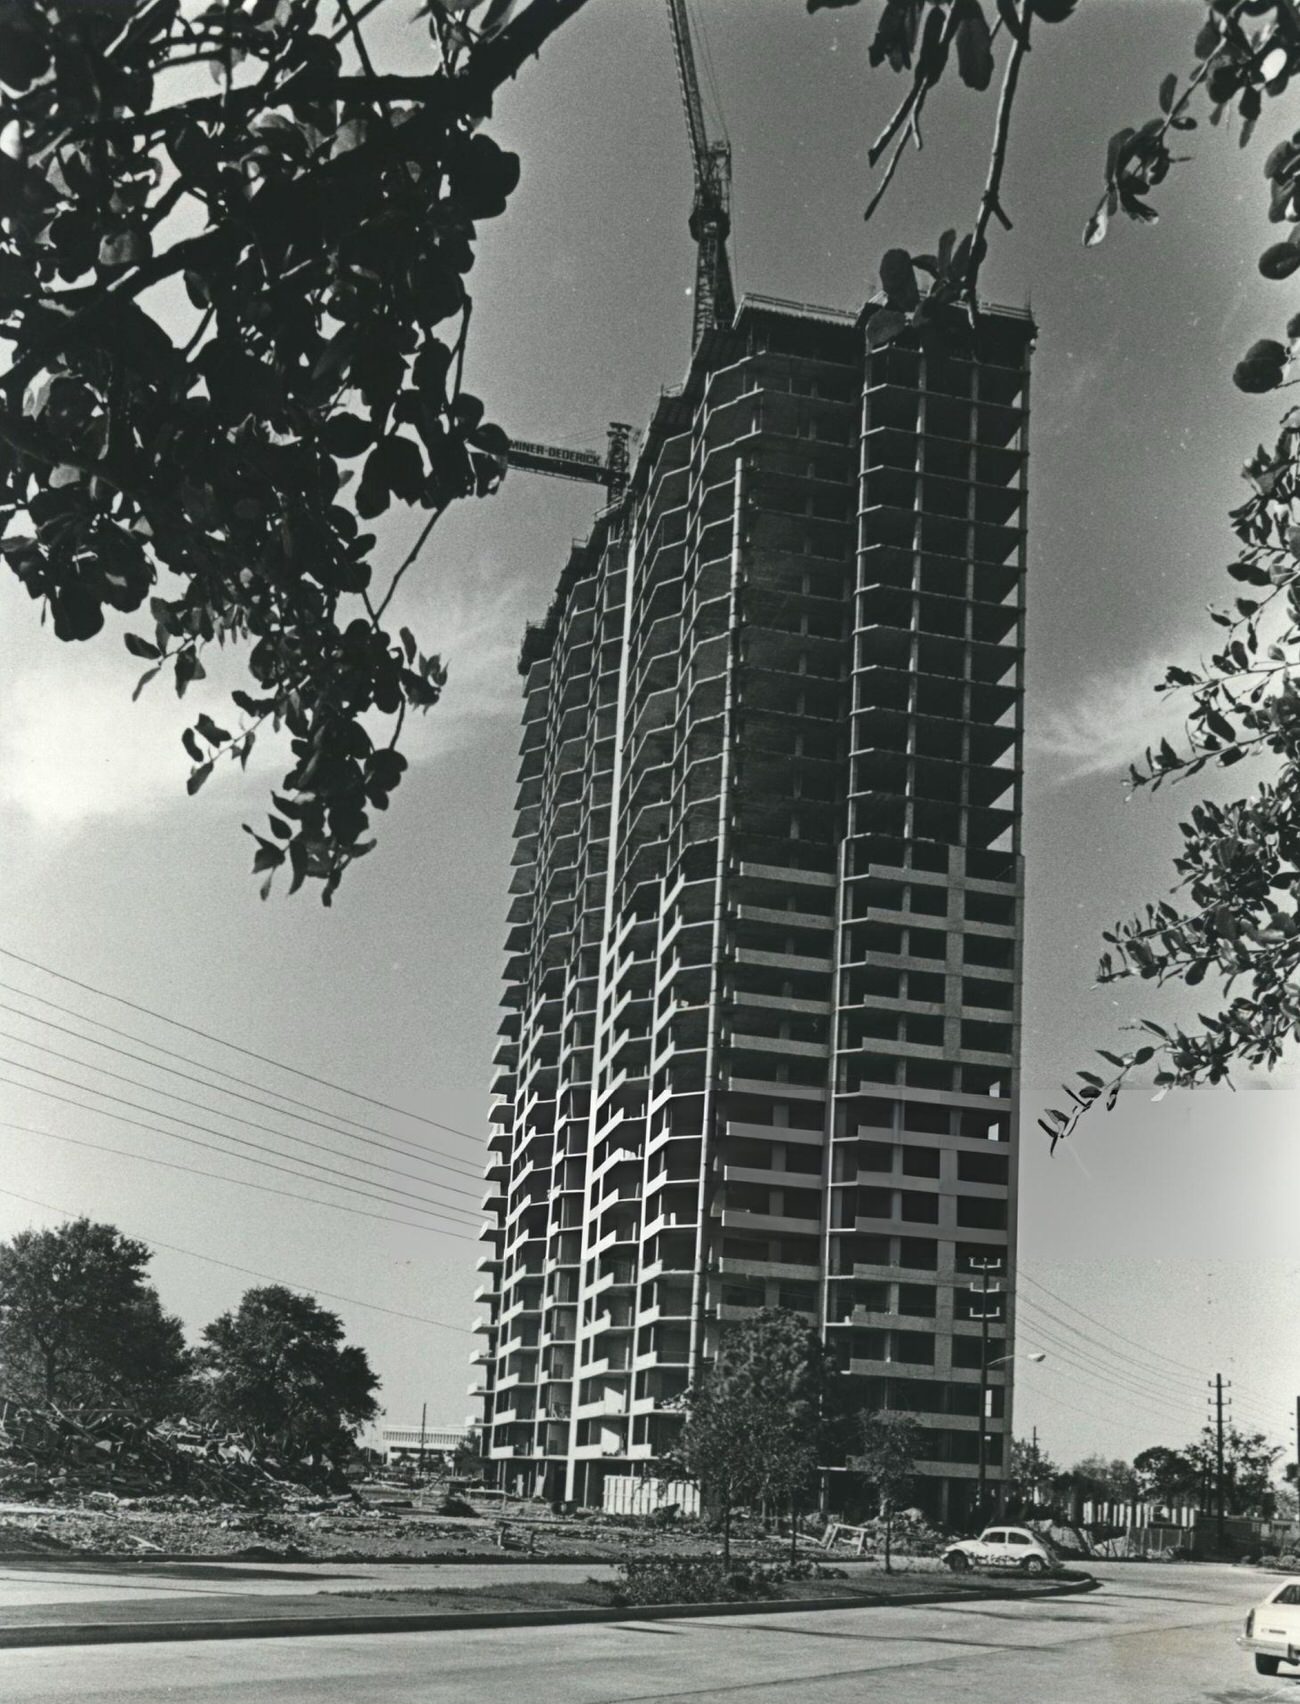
top-left (977, 1351), bottom-right (1047, 1520)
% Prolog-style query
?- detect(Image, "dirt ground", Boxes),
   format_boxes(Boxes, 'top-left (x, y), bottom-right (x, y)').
top-left (0, 1492), bottom-right (838, 1564)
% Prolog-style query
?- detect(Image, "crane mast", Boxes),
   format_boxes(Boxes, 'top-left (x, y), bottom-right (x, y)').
top-left (665, 0), bottom-right (735, 350)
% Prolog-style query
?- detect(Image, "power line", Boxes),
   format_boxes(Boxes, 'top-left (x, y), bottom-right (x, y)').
top-left (0, 944), bottom-right (480, 1144)
top-left (1013, 1309), bottom-right (1208, 1427)
top-left (1016, 1267), bottom-right (1208, 1380)
top-left (0, 1183), bottom-right (473, 1334)
top-left (0, 1028), bottom-right (483, 1203)
top-left (0, 1120), bottom-right (474, 1240)
top-left (0, 1073), bottom-right (479, 1231)
top-left (1019, 1265), bottom-right (1281, 1417)
top-left (0, 987), bottom-right (485, 1181)
top-left (1013, 1289), bottom-right (1204, 1394)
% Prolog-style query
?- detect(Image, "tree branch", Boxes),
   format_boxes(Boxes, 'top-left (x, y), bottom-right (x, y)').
top-left (964, 0), bottom-right (1032, 306)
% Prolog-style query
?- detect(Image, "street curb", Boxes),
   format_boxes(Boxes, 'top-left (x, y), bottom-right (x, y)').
top-left (0, 1550), bottom-right (619, 1567)
top-left (0, 1573), bottom-right (1100, 1649)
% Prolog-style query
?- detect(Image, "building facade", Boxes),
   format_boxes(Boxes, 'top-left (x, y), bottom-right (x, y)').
top-left (474, 293), bottom-right (1033, 1526)
top-left (381, 1424), bottom-right (471, 1467)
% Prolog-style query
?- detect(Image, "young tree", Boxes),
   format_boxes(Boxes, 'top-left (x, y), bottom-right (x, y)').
top-left (0, 0), bottom-right (591, 902)
top-left (850, 1410), bottom-right (925, 1574)
top-left (712, 1307), bottom-right (831, 1540)
top-left (667, 1372), bottom-right (765, 1570)
top-left (197, 1285), bottom-right (379, 1469)
top-left (0, 1217), bottom-right (191, 1417)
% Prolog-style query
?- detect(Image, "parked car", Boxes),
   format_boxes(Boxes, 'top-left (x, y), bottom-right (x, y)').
top-left (1239, 1578), bottom-right (1300, 1676)
top-left (943, 1525), bottom-right (1057, 1575)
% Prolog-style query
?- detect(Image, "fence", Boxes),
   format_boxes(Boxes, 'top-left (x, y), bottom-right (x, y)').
top-left (602, 1475), bottom-right (701, 1518)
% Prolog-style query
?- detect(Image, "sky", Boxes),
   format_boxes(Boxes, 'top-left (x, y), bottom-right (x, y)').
top-left (0, 0), bottom-right (1297, 1476)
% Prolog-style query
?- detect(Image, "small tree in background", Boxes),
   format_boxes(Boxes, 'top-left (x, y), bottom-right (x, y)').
top-left (1070, 1455), bottom-right (1139, 1504)
top-left (1133, 1445), bottom-right (1199, 1509)
top-left (667, 1372), bottom-right (764, 1570)
top-left (851, 1410), bottom-right (925, 1574)
top-left (0, 1217), bottom-right (191, 1417)
top-left (197, 1286), bottom-right (379, 1473)
top-left (452, 1430), bottom-right (488, 1482)
top-left (1007, 1435), bottom-right (1059, 1514)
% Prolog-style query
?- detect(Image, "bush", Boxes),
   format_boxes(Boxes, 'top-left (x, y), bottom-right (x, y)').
top-left (613, 1557), bottom-right (736, 1607)
top-left (611, 1555), bottom-right (846, 1607)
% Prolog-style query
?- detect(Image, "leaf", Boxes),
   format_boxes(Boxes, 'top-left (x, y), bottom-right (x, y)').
top-left (865, 307), bottom-right (909, 349)
top-left (954, 0), bottom-right (993, 90)
top-left (879, 247), bottom-right (919, 308)
top-left (124, 632), bottom-right (160, 660)
top-left (1158, 72), bottom-right (1177, 115)
top-left (174, 648), bottom-right (206, 697)
top-left (320, 413), bottom-right (373, 458)
top-left (131, 665), bottom-right (161, 702)
top-left (194, 712), bottom-right (232, 746)
top-left (1082, 204), bottom-right (1108, 247)
top-left (1259, 243), bottom-right (1300, 280)
top-left (187, 761), bottom-right (213, 795)
top-left (182, 727), bottom-right (204, 763)
top-left (98, 229), bottom-right (151, 269)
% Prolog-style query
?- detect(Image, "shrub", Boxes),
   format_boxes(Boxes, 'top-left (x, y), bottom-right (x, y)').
top-left (611, 1555), bottom-right (847, 1607)
top-left (613, 1557), bottom-right (736, 1606)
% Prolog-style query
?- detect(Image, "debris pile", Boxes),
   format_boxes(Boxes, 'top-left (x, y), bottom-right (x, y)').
top-left (0, 1395), bottom-right (332, 1507)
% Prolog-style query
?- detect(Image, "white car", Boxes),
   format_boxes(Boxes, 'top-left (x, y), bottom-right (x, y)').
top-left (1240, 1577), bottom-right (1300, 1676)
top-left (943, 1525), bottom-right (1056, 1575)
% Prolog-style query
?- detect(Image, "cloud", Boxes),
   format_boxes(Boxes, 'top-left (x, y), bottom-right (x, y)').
top-left (0, 643), bottom-right (206, 832)
top-left (1028, 650), bottom-right (1195, 785)
top-left (393, 566), bottom-right (531, 766)
top-left (0, 560), bottom-right (529, 836)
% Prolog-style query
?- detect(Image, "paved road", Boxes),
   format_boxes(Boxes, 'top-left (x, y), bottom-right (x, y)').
top-left (0, 1562), bottom-right (1288, 1702)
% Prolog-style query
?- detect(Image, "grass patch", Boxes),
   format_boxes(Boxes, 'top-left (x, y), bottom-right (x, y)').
top-left (323, 1569), bottom-right (1089, 1617)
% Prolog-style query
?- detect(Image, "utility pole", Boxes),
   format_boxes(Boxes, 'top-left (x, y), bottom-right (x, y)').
top-left (418, 1401), bottom-right (427, 1485)
top-left (1209, 1375), bottom-right (1231, 1555)
top-left (971, 1256), bottom-right (1004, 1527)
top-left (1031, 1424), bottom-right (1040, 1508)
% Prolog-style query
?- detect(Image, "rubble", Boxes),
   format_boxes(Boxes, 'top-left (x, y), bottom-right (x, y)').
top-left (0, 1395), bottom-right (336, 1507)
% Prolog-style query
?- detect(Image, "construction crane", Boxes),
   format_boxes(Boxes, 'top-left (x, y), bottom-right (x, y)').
top-left (665, 0), bottom-right (735, 350)
top-left (505, 422), bottom-right (632, 495)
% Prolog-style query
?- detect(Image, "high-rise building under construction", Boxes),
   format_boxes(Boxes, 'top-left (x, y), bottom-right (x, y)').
top-left (474, 290), bottom-right (1033, 1525)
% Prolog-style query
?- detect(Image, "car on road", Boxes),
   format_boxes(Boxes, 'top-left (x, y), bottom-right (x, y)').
top-left (943, 1525), bottom-right (1058, 1575)
top-left (1239, 1577), bottom-right (1300, 1676)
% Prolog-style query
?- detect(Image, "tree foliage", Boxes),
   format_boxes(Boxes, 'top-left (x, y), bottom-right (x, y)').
top-left (804, 0), bottom-right (1300, 1125)
top-left (669, 1309), bottom-right (829, 1565)
top-left (1067, 1453), bottom-right (1139, 1503)
top-left (850, 1408), bottom-right (924, 1571)
top-left (0, 0), bottom-right (587, 901)
top-left (0, 1216), bottom-right (190, 1416)
top-left (1008, 1433), bottom-right (1059, 1504)
top-left (1133, 1443), bottom-right (1199, 1506)
top-left (1186, 1423), bottom-right (1282, 1517)
top-left (196, 1284), bottom-right (379, 1466)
